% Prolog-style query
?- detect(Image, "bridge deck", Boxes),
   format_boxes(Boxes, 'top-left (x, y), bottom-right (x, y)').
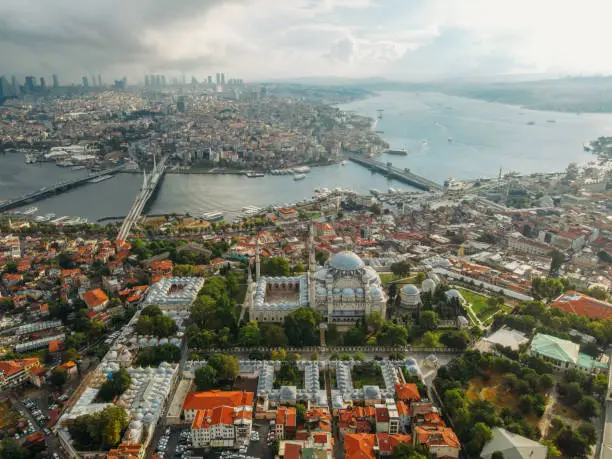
top-left (348, 155), bottom-right (442, 191)
top-left (0, 167), bottom-right (124, 212)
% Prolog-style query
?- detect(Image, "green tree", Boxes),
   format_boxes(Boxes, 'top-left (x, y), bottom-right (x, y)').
top-left (284, 308), bottom-right (321, 347)
top-left (344, 327), bottom-right (366, 346)
top-left (98, 368), bottom-right (131, 402)
top-left (555, 428), bottom-right (590, 458)
top-left (586, 286), bottom-right (608, 301)
top-left (419, 310), bottom-right (440, 331)
top-left (392, 443), bottom-right (430, 459)
top-left (576, 396), bottom-right (601, 420)
top-left (239, 321), bottom-right (262, 347)
top-left (415, 272), bottom-right (426, 284)
top-left (440, 330), bottom-right (470, 349)
top-left (377, 322), bottom-right (408, 346)
top-left (68, 405), bottom-right (128, 450)
top-left (366, 311), bottom-right (384, 333)
top-left (0, 438), bottom-right (27, 459)
top-left (296, 403), bottom-right (306, 425)
top-left (207, 354), bottom-right (239, 381)
top-left (261, 324), bottom-right (289, 347)
top-left (50, 368), bottom-right (68, 388)
top-left (390, 261), bottom-right (411, 277)
top-left (261, 257), bottom-right (291, 276)
top-left (141, 305), bottom-right (163, 317)
top-left (578, 423), bottom-right (597, 446)
top-left (549, 249), bottom-right (565, 275)
top-left (195, 365), bottom-right (218, 390)
top-left (292, 263), bottom-right (305, 274)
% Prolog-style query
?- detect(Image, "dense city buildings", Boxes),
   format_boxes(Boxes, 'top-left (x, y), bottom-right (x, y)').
top-left (0, 74), bottom-right (610, 459)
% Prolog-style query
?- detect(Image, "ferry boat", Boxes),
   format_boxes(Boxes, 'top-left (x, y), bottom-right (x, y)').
top-left (293, 173), bottom-right (306, 181)
top-left (88, 175), bottom-right (113, 184)
top-left (72, 165), bottom-right (87, 171)
top-left (293, 166), bottom-right (311, 174)
top-left (201, 211), bottom-right (224, 222)
top-left (23, 207), bottom-right (38, 215)
top-left (245, 171), bottom-right (265, 178)
top-left (370, 189), bottom-right (381, 196)
top-left (384, 147), bottom-right (408, 156)
top-left (388, 187), bottom-right (399, 194)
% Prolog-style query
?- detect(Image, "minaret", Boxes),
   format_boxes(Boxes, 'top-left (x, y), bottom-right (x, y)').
top-left (255, 237), bottom-right (261, 282)
top-left (308, 222), bottom-right (316, 310)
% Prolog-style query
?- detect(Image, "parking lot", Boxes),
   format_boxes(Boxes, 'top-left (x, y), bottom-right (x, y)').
top-left (154, 425), bottom-right (191, 459)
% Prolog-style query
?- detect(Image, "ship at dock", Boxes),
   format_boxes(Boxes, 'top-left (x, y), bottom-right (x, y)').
top-left (293, 173), bottom-right (306, 181)
top-left (201, 211), bottom-right (224, 222)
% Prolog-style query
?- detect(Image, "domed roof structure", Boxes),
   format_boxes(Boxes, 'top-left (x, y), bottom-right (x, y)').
top-left (328, 251), bottom-right (365, 271)
top-left (422, 278), bottom-right (436, 292)
top-left (402, 284), bottom-right (419, 295)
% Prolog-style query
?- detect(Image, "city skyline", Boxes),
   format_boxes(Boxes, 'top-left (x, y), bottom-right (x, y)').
top-left (1, 0), bottom-right (612, 83)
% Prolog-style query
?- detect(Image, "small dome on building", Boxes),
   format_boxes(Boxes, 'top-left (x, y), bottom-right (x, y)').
top-left (421, 278), bottom-right (436, 293)
top-left (342, 288), bottom-right (355, 296)
top-left (402, 284), bottom-right (419, 295)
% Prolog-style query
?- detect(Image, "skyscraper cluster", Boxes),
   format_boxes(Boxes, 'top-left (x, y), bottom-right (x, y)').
top-left (145, 75), bottom-right (166, 87)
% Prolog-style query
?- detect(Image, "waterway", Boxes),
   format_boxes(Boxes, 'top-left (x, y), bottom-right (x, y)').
top-left (1, 91), bottom-right (611, 221)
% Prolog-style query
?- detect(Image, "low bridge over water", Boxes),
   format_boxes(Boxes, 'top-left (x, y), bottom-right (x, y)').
top-left (348, 154), bottom-right (443, 192)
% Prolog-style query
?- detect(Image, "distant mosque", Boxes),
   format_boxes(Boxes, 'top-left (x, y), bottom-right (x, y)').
top-left (249, 225), bottom-right (387, 325)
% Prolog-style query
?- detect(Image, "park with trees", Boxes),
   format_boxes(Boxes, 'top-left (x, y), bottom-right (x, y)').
top-left (435, 350), bottom-right (600, 458)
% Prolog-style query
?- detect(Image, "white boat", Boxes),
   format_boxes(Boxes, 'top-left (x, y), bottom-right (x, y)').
top-left (245, 171), bottom-right (265, 178)
top-left (293, 166), bottom-right (311, 174)
top-left (51, 216), bottom-right (70, 224)
top-left (294, 174), bottom-right (306, 181)
top-left (44, 213), bottom-right (56, 220)
top-left (88, 175), bottom-right (113, 184)
top-left (370, 188), bottom-right (381, 196)
top-left (34, 216), bottom-right (46, 222)
top-left (388, 187), bottom-right (398, 194)
top-left (72, 165), bottom-right (87, 171)
top-left (23, 207), bottom-right (38, 215)
top-left (201, 211), bottom-right (224, 222)
top-left (340, 160), bottom-right (348, 165)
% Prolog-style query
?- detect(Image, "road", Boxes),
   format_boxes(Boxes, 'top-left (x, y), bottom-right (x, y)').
top-left (8, 393), bottom-right (64, 458)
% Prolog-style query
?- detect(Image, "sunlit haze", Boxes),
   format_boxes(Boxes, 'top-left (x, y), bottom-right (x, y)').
top-left (2, 0), bottom-right (612, 82)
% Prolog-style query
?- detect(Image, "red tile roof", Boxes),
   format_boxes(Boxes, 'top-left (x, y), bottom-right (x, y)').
top-left (395, 383), bottom-right (421, 401)
top-left (415, 426), bottom-right (460, 450)
top-left (345, 433), bottom-right (376, 459)
top-left (284, 443), bottom-right (302, 459)
top-left (82, 288), bottom-right (109, 309)
top-left (376, 433), bottom-right (412, 453)
top-left (551, 291), bottom-right (612, 320)
top-left (183, 390), bottom-right (253, 411)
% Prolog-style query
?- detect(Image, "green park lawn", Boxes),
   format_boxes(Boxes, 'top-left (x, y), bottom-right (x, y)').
top-left (457, 288), bottom-right (512, 325)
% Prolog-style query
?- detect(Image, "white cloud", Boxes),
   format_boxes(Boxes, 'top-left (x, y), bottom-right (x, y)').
top-left (1, 0), bottom-right (611, 81)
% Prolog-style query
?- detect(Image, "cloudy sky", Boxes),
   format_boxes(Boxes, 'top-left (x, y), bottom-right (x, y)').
top-left (1, 0), bottom-right (610, 84)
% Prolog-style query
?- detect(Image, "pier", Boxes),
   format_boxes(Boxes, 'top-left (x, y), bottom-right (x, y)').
top-left (116, 155), bottom-right (167, 241)
top-left (0, 166), bottom-right (124, 212)
top-left (348, 154), bottom-right (443, 192)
